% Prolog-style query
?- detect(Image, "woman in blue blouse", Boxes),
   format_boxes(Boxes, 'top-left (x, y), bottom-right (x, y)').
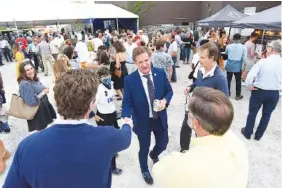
top-left (18, 63), bottom-right (56, 132)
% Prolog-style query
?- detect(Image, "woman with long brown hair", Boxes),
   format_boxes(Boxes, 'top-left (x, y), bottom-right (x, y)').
top-left (18, 62), bottom-right (56, 132)
top-left (218, 35), bottom-right (229, 70)
top-left (110, 41), bottom-right (128, 100)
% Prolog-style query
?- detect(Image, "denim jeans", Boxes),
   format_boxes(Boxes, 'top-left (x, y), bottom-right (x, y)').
top-left (244, 90), bottom-right (279, 139)
top-left (183, 47), bottom-right (191, 62)
top-left (3, 47), bottom-right (12, 62)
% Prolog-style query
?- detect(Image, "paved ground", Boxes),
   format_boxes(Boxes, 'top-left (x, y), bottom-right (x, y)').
top-left (0, 61), bottom-right (281, 188)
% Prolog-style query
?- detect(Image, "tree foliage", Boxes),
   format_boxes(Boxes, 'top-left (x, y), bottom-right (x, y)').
top-left (129, 1), bottom-right (154, 18)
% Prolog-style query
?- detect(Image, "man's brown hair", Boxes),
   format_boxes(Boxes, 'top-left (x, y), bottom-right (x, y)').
top-left (188, 87), bottom-right (234, 136)
top-left (199, 42), bottom-right (219, 61)
top-left (132, 46), bottom-right (150, 61)
top-left (156, 40), bottom-right (166, 50)
top-left (53, 69), bottom-right (99, 119)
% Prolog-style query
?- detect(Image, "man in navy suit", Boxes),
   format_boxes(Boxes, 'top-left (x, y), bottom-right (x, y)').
top-left (122, 46), bottom-right (173, 185)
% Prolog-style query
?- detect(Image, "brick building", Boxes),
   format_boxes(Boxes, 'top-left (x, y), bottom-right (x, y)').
top-left (95, 1), bottom-right (281, 26)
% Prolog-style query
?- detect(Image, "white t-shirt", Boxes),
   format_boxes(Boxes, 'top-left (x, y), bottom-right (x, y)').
top-left (124, 42), bottom-right (137, 63)
top-left (0, 40), bottom-right (9, 48)
top-left (74, 41), bottom-right (89, 63)
top-left (192, 53), bottom-right (200, 78)
top-left (50, 40), bottom-right (60, 54)
top-left (92, 38), bottom-right (104, 52)
top-left (95, 83), bottom-right (116, 114)
top-left (141, 35), bottom-right (149, 45)
top-left (245, 41), bottom-right (256, 63)
top-left (168, 41), bottom-right (177, 55)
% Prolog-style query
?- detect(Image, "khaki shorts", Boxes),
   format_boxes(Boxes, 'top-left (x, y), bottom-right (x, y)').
top-left (244, 60), bottom-right (255, 71)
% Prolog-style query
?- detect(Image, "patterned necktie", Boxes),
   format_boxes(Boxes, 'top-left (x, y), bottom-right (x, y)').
top-left (143, 74), bottom-right (158, 119)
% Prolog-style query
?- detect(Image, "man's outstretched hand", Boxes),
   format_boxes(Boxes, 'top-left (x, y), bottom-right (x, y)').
top-left (122, 118), bottom-right (133, 129)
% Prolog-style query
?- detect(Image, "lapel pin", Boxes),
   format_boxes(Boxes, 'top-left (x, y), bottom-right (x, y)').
top-left (154, 73), bottom-right (156, 76)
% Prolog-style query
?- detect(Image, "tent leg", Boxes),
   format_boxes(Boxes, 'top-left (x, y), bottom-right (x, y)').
top-left (90, 18), bottom-right (93, 35)
top-left (14, 19), bottom-right (19, 35)
top-left (116, 18), bottom-right (119, 32)
top-left (261, 29), bottom-right (265, 45)
top-left (137, 18), bottom-right (139, 33)
top-left (228, 27), bottom-right (232, 38)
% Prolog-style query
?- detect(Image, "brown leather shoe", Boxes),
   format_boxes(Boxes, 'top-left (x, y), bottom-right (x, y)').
top-left (0, 140), bottom-right (10, 174)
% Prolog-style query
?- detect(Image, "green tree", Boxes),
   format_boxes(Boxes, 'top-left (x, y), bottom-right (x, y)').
top-left (129, 1), bottom-right (154, 19)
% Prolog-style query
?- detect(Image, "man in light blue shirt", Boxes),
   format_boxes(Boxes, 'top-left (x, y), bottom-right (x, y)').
top-left (225, 33), bottom-right (247, 100)
top-left (241, 40), bottom-right (282, 141)
top-left (175, 30), bottom-right (183, 67)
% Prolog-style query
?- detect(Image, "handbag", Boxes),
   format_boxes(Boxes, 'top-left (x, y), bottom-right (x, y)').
top-left (114, 67), bottom-right (122, 78)
top-left (188, 61), bottom-right (199, 79)
top-left (180, 95), bottom-right (192, 151)
top-left (8, 94), bottom-right (39, 120)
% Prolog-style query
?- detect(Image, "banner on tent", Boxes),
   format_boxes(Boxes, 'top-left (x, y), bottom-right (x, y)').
top-left (103, 20), bottom-right (116, 30)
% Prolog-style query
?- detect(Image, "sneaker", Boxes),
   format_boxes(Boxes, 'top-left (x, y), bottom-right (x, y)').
top-left (0, 123), bottom-right (10, 133)
top-left (235, 95), bottom-right (243, 100)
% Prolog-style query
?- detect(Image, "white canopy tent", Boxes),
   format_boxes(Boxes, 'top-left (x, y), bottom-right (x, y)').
top-left (0, 1), bottom-right (139, 27)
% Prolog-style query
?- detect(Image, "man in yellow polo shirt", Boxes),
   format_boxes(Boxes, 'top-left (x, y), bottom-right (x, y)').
top-left (152, 87), bottom-right (248, 188)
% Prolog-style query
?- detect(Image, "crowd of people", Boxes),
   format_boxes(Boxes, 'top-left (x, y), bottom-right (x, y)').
top-left (0, 25), bottom-right (281, 188)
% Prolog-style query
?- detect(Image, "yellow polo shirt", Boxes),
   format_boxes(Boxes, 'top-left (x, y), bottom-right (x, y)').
top-left (152, 130), bottom-right (249, 188)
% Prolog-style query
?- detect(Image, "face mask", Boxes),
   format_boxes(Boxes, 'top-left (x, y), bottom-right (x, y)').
top-left (101, 76), bottom-right (111, 88)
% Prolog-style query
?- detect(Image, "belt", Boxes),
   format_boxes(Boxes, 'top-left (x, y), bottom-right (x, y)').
top-left (255, 87), bottom-right (263, 90)
top-left (255, 87), bottom-right (279, 92)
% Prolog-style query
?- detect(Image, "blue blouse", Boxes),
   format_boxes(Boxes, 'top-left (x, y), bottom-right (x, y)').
top-left (19, 80), bottom-right (46, 106)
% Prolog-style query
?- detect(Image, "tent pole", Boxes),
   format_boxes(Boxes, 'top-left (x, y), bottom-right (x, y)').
top-left (261, 29), bottom-right (265, 45)
top-left (57, 19), bottom-right (60, 33)
top-left (90, 18), bottom-right (93, 35)
top-left (137, 18), bottom-right (139, 33)
top-left (228, 27), bottom-right (232, 38)
top-left (116, 18), bottom-right (119, 32)
top-left (14, 19), bottom-right (19, 35)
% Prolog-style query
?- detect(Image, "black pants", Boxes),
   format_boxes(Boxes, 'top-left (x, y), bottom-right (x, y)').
top-left (180, 112), bottom-right (192, 151)
top-left (227, 71), bottom-right (241, 96)
top-left (0, 51), bottom-right (3, 65)
top-left (31, 54), bottom-right (40, 71)
top-left (3, 48), bottom-right (12, 62)
top-left (96, 111), bottom-right (119, 169)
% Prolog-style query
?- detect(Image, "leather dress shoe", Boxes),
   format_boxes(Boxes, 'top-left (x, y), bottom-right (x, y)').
top-left (142, 171), bottom-right (154, 185)
top-left (149, 152), bottom-right (159, 164)
top-left (241, 128), bottom-right (250, 139)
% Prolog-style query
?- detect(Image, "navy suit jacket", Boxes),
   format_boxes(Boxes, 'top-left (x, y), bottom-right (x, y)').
top-left (122, 68), bottom-right (173, 135)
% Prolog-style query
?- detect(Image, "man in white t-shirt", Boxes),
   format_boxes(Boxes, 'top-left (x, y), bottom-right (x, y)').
top-left (92, 32), bottom-right (104, 52)
top-left (49, 36), bottom-right (61, 60)
top-left (74, 34), bottom-right (89, 68)
top-left (242, 32), bottom-right (258, 83)
top-left (124, 35), bottom-right (138, 74)
top-left (167, 34), bottom-right (178, 82)
top-left (138, 30), bottom-right (149, 46)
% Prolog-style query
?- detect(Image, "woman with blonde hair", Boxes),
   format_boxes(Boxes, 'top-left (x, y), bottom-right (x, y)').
top-left (15, 43), bottom-right (25, 79)
top-left (53, 55), bottom-right (72, 81)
